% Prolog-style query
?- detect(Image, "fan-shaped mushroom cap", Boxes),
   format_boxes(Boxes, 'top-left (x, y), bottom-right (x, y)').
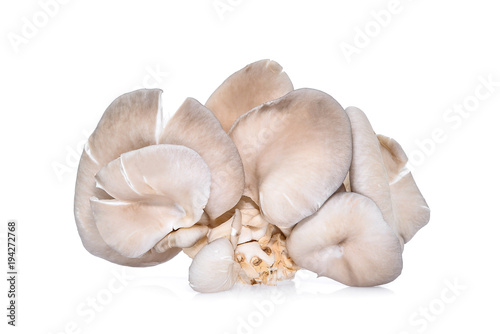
top-left (189, 238), bottom-right (240, 293)
top-left (346, 106), bottom-right (399, 241)
top-left (87, 89), bottom-right (164, 164)
top-left (159, 98), bottom-right (244, 219)
top-left (90, 144), bottom-right (211, 258)
top-left (206, 59), bottom-right (294, 132)
top-left (75, 89), bottom-right (180, 266)
top-left (287, 192), bottom-right (403, 287)
top-left (346, 106), bottom-right (430, 245)
top-left (229, 88), bottom-right (352, 228)
top-left (378, 135), bottom-right (430, 243)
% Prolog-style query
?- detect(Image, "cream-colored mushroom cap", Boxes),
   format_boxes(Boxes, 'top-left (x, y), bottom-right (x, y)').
top-left (378, 134), bottom-right (430, 243)
top-left (346, 106), bottom-right (430, 245)
top-left (189, 238), bottom-right (240, 293)
top-left (206, 59), bottom-right (294, 132)
top-left (159, 97), bottom-right (244, 219)
top-left (91, 144), bottom-right (211, 258)
top-left (229, 88), bottom-right (352, 228)
top-left (75, 89), bottom-right (180, 266)
top-left (287, 192), bottom-right (403, 287)
top-left (346, 106), bottom-right (398, 237)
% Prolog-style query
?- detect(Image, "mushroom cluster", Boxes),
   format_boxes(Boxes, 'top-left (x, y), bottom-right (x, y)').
top-left (74, 59), bottom-right (430, 292)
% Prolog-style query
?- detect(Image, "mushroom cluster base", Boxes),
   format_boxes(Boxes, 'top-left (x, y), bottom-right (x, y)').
top-left (184, 197), bottom-right (300, 289)
top-left (236, 231), bottom-right (299, 285)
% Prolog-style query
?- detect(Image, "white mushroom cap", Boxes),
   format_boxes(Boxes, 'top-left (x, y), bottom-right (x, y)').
top-left (346, 106), bottom-right (398, 237)
top-left (159, 98), bottom-right (244, 219)
top-left (229, 88), bottom-right (352, 228)
top-left (75, 89), bottom-right (180, 266)
top-left (90, 144), bottom-right (211, 258)
top-left (86, 89), bottom-right (164, 164)
top-left (346, 106), bottom-right (430, 244)
top-left (287, 192), bottom-right (403, 287)
top-left (189, 238), bottom-right (240, 293)
top-left (378, 134), bottom-right (430, 243)
top-left (206, 59), bottom-right (294, 132)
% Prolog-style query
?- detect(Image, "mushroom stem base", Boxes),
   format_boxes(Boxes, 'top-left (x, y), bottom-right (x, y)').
top-left (237, 232), bottom-right (300, 285)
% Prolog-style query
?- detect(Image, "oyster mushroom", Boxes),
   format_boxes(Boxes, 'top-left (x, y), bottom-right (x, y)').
top-left (229, 88), bottom-right (352, 229)
top-left (346, 106), bottom-right (398, 238)
top-left (287, 192), bottom-right (403, 287)
top-left (75, 89), bottom-right (246, 266)
top-left (159, 98), bottom-right (244, 220)
top-left (74, 89), bottom-right (181, 266)
top-left (74, 60), bottom-right (430, 292)
top-left (346, 106), bottom-right (430, 245)
top-left (206, 59), bottom-right (294, 132)
top-left (90, 144), bottom-right (211, 258)
top-left (378, 134), bottom-right (430, 243)
top-left (189, 238), bottom-right (241, 293)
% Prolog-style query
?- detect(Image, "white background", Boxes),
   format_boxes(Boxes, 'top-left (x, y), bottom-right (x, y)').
top-left (1, 0), bottom-right (499, 333)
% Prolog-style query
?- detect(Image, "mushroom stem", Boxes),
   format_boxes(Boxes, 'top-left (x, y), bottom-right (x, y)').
top-left (154, 225), bottom-right (209, 252)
